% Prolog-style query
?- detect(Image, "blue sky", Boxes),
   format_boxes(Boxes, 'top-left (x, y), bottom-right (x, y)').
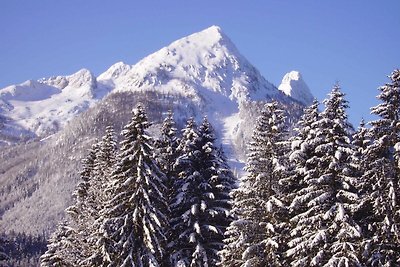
top-left (1, 0), bottom-right (399, 125)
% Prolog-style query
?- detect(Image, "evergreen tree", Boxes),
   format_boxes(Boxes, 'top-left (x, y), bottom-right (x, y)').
top-left (220, 101), bottom-right (288, 267)
top-left (351, 120), bottom-right (372, 232)
top-left (287, 85), bottom-right (362, 266)
top-left (155, 110), bottom-right (180, 197)
top-left (169, 117), bottom-right (235, 267)
top-left (284, 100), bottom-right (320, 205)
top-left (40, 221), bottom-right (76, 267)
top-left (100, 105), bottom-right (168, 267)
top-left (86, 126), bottom-right (118, 266)
top-left (362, 69), bottom-right (400, 266)
top-left (42, 142), bottom-right (101, 266)
top-left (154, 111), bottom-right (180, 266)
top-left (198, 117), bottom-right (236, 266)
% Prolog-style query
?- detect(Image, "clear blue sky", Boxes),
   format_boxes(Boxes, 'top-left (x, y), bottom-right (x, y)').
top-left (1, 0), bottom-right (399, 125)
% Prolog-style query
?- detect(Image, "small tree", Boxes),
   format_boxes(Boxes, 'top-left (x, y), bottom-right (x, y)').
top-left (40, 221), bottom-right (76, 267)
top-left (85, 126), bottom-right (118, 266)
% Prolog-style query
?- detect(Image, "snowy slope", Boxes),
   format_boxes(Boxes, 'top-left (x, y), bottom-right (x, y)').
top-left (99, 26), bottom-right (280, 104)
top-left (278, 71), bottom-right (313, 106)
top-left (0, 69), bottom-right (111, 140)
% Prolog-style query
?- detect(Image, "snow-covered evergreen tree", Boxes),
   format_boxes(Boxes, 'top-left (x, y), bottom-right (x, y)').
top-left (284, 100), bottom-right (320, 201)
top-left (361, 69), bottom-right (400, 266)
top-left (351, 120), bottom-right (372, 232)
top-left (169, 117), bottom-right (199, 266)
top-left (220, 101), bottom-right (289, 267)
top-left (42, 142), bottom-right (100, 266)
top-left (85, 126), bottom-right (118, 266)
top-left (169, 117), bottom-right (235, 267)
top-left (155, 110), bottom-right (180, 197)
top-left (99, 105), bottom-right (168, 267)
top-left (287, 85), bottom-right (362, 266)
top-left (40, 221), bottom-right (76, 267)
top-left (154, 111), bottom-right (180, 266)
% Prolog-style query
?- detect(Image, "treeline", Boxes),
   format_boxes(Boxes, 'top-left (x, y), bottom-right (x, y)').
top-left (38, 69), bottom-right (400, 266)
top-left (0, 231), bottom-right (47, 267)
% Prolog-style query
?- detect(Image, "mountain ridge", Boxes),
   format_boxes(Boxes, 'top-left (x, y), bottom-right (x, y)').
top-left (0, 26), bottom-right (312, 145)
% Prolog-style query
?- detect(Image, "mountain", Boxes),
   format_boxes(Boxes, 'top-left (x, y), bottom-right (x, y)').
top-left (278, 70), bottom-right (314, 105)
top-left (0, 26), bottom-right (310, 236)
top-left (0, 69), bottom-right (113, 145)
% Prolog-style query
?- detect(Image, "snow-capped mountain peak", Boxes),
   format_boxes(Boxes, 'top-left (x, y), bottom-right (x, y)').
top-left (0, 26), bottom-right (302, 145)
top-left (278, 71), bottom-right (313, 105)
top-left (98, 25), bottom-right (280, 105)
top-left (97, 62), bottom-right (131, 81)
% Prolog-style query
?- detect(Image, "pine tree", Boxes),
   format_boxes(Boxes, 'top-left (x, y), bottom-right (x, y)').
top-left (220, 101), bottom-right (288, 267)
top-left (285, 100), bottom-right (320, 204)
top-left (198, 117), bottom-right (236, 266)
top-left (100, 105), bottom-right (168, 267)
top-left (85, 126), bottom-right (118, 266)
top-left (362, 69), bottom-right (400, 266)
top-left (42, 142), bottom-right (101, 266)
top-left (351, 120), bottom-right (372, 232)
top-left (154, 111), bottom-right (180, 266)
top-left (169, 117), bottom-right (235, 267)
top-left (287, 85), bottom-right (362, 266)
top-left (40, 221), bottom-right (76, 267)
top-left (169, 117), bottom-right (199, 266)
top-left (154, 110), bottom-right (179, 198)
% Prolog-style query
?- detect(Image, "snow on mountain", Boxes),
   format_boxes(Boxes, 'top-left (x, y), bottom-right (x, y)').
top-left (98, 25), bottom-right (280, 104)
top-left (0, 69), bottom-right (112, 139)
top-left (97, 25), bottom-right (291, 150)
top-left (0, 26), bottom-right (310, 236)
top-left (0, 26), bottom-right (292, 146)
top-left (278, 71), bottom-right (313, 106)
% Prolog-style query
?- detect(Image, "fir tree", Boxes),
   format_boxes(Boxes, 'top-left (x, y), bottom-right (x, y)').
top-left (287, 85), bottom-right (362, 266)
top-left (154, 110), bottom-right (180, 198)
top-left (154, 111), bottom-right (180, 266)
top-left (42, 142), bottom-right (101, 266)
top-left (285, 100), bottom-right (320, 204)
top-left (220, 101), bottom-right (288, 267)
top-left (40, 221), bottom-right (76, 267)
top-left (169, 117), bottom-right (235, 267)
top-left (169, 117), bottom-right (200, 266)
top-left (85, 126), bottom-right (118, 266)
top-left (362, 69), bottom-right (400, 266)
top-left (100, 105), bottom-right (168, 267)
top-left (351, 120), bottom-right (372, 232)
